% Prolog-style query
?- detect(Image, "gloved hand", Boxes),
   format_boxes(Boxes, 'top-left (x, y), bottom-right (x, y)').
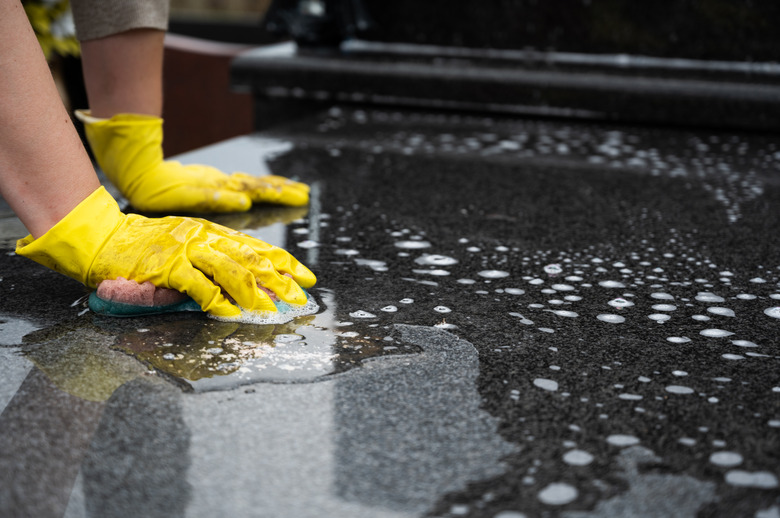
top-left (16, 187), bottom-right (316, 318)
top-left (74, 110), bottom-right (309, 213)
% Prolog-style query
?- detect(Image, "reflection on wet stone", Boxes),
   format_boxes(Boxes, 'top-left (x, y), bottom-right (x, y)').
top-left (23, 324), bottom-right (147, 401)
top-left (335, 325), bottom-right (517, 512)
top-left (101, 289), bottom-right (422, 391)
top-left (563, 447), bottom-right (716, 518)
top-left (0, 369), bottom-right (104, 518)
top-left (81, 377), bottom-right (191, 518)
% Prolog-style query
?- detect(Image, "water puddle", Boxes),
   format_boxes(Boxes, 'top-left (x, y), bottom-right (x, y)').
top-left (10, 200), bottom-right (423, 396)
top-left (0, 313), bottom-right (41, 346)
top-left (102, 289), bottom-right (421, 392)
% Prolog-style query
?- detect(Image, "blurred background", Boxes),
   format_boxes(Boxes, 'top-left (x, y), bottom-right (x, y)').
top-left (27, 0), bottom-right (780, 157)
top-left (170, 0), bottom-right (272, 23)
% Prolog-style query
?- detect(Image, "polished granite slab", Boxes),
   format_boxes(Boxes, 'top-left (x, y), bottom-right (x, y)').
top-left (0, 106), bottom-right (778, 517)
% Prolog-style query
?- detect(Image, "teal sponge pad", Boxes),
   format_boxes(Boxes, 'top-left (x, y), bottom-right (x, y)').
top-left (88, 291), bottom-right (201, 317)
top-left (88, 289), bottom-right (317, 320)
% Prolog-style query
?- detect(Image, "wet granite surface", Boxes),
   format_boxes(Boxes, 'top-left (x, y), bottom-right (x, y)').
top-left (0, 107), bottom-right (779, 517)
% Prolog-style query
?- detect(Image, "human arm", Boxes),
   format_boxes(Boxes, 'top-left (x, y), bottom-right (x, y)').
top-left (77, 26), bottom-right (308, 213)
top-left (0, 0), bottom-right (100, 238)
top-left (1, 1), bottom-right (315, 316)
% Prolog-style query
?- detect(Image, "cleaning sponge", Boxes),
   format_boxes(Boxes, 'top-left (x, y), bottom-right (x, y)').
top-left (89, 277), bottom-right (200, 316)
top-left (88, 277), bottom-right (319, 323)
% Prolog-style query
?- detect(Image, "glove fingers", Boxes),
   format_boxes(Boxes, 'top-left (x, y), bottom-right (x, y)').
top-left (188, 244), bottom-right (279, 312)
top-left (250, 259), bottom-right (308, 306)
top-left (203, 238), bottom-right (309, 306)
top-left (228, 173), bottom-right (310, 207)
top-left (167, 261), bottom-right (241, 318)
top-left (207, 227), bottom-right (317, 289)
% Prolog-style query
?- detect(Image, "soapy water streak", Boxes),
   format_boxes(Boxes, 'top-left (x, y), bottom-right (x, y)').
top-left (319, 108), bottom-right (777, 223)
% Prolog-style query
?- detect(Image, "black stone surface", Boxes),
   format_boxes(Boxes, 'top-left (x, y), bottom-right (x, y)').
top-left (0, 106), bottom-right (778, 517)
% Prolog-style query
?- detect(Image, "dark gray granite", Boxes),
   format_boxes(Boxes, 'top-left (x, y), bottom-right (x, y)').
top-left (0, 106), bottom-right (778, 517)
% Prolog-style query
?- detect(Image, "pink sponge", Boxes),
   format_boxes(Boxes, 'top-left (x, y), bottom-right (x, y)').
top-left (95, 276), bottom-right (283, 307)
top-left (96, 277), bottom-right (188, 307)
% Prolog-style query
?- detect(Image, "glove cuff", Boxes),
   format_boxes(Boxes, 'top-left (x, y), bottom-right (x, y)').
top-left (16, 187), bottom-right (125, 287)
top-left (74, 110), bottom-right (165, 198)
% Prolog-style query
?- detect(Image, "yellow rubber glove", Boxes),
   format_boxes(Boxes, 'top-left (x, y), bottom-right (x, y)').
top-left (16, 187), bottom-right (316, 318)
top-left (74, 110), bottom-right (309, 213)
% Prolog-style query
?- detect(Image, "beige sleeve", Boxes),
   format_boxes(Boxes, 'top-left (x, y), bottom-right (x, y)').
top-left (70, 0), bottom-right (170, 41)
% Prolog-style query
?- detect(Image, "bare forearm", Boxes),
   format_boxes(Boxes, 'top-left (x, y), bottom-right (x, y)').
top-left (0, 0), bottom-right (100, 238)
top-left (80, 28), bottom-right (165, 118)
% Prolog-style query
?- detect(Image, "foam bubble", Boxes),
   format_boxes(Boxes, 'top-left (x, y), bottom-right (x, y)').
top-left (607, 434), bottom-right (640, 446)
top-left (509, 313), bottom-right (534, 325)
top-left (764, 307), bottom-right (780, 319)
top-left (548, 310), bottom-right (578, 318)
top-left (724, 471), bottom-right (778, 489)
top-left (412, 268), bottom-right (451, 276)
top-left (381, 305), bottom-right (398, 312)
top-left (544, 264), bottom-right (563, 275)
top-left (349, 310), bottom-right (377, 319)
top-left (666, 385), bottom-right (694, 394)
top-left (479, 270), bottom-right (510, 279)
top-left (709, 451), bottom-right (743, 467)
top-left (394, 240), bottom-right (431, 249)
top-left (414, 254), bottom-right (458, 266)
top-left (355, 258), bottom-right (388, 271)
top-left (538, 483), bottom-right (578, 506)
top-left (534, 378), bottom-right (559, 391)
top-left (434, 306), bottom-right (451, 313)
top-left (696, 292), bottom-right (725, 303)
top-left (563, 450), bottom-right (594, 466)
top-left (212, 295), bottom-right (320, 325)
top-left (700, 329), bottom-right (734, 337)
top-left (608, 298), bottom-right (634, 308)
top-left (708, 307), bottom-right (735, 317)
top-left (493, 512), bottom-right (528, 518)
